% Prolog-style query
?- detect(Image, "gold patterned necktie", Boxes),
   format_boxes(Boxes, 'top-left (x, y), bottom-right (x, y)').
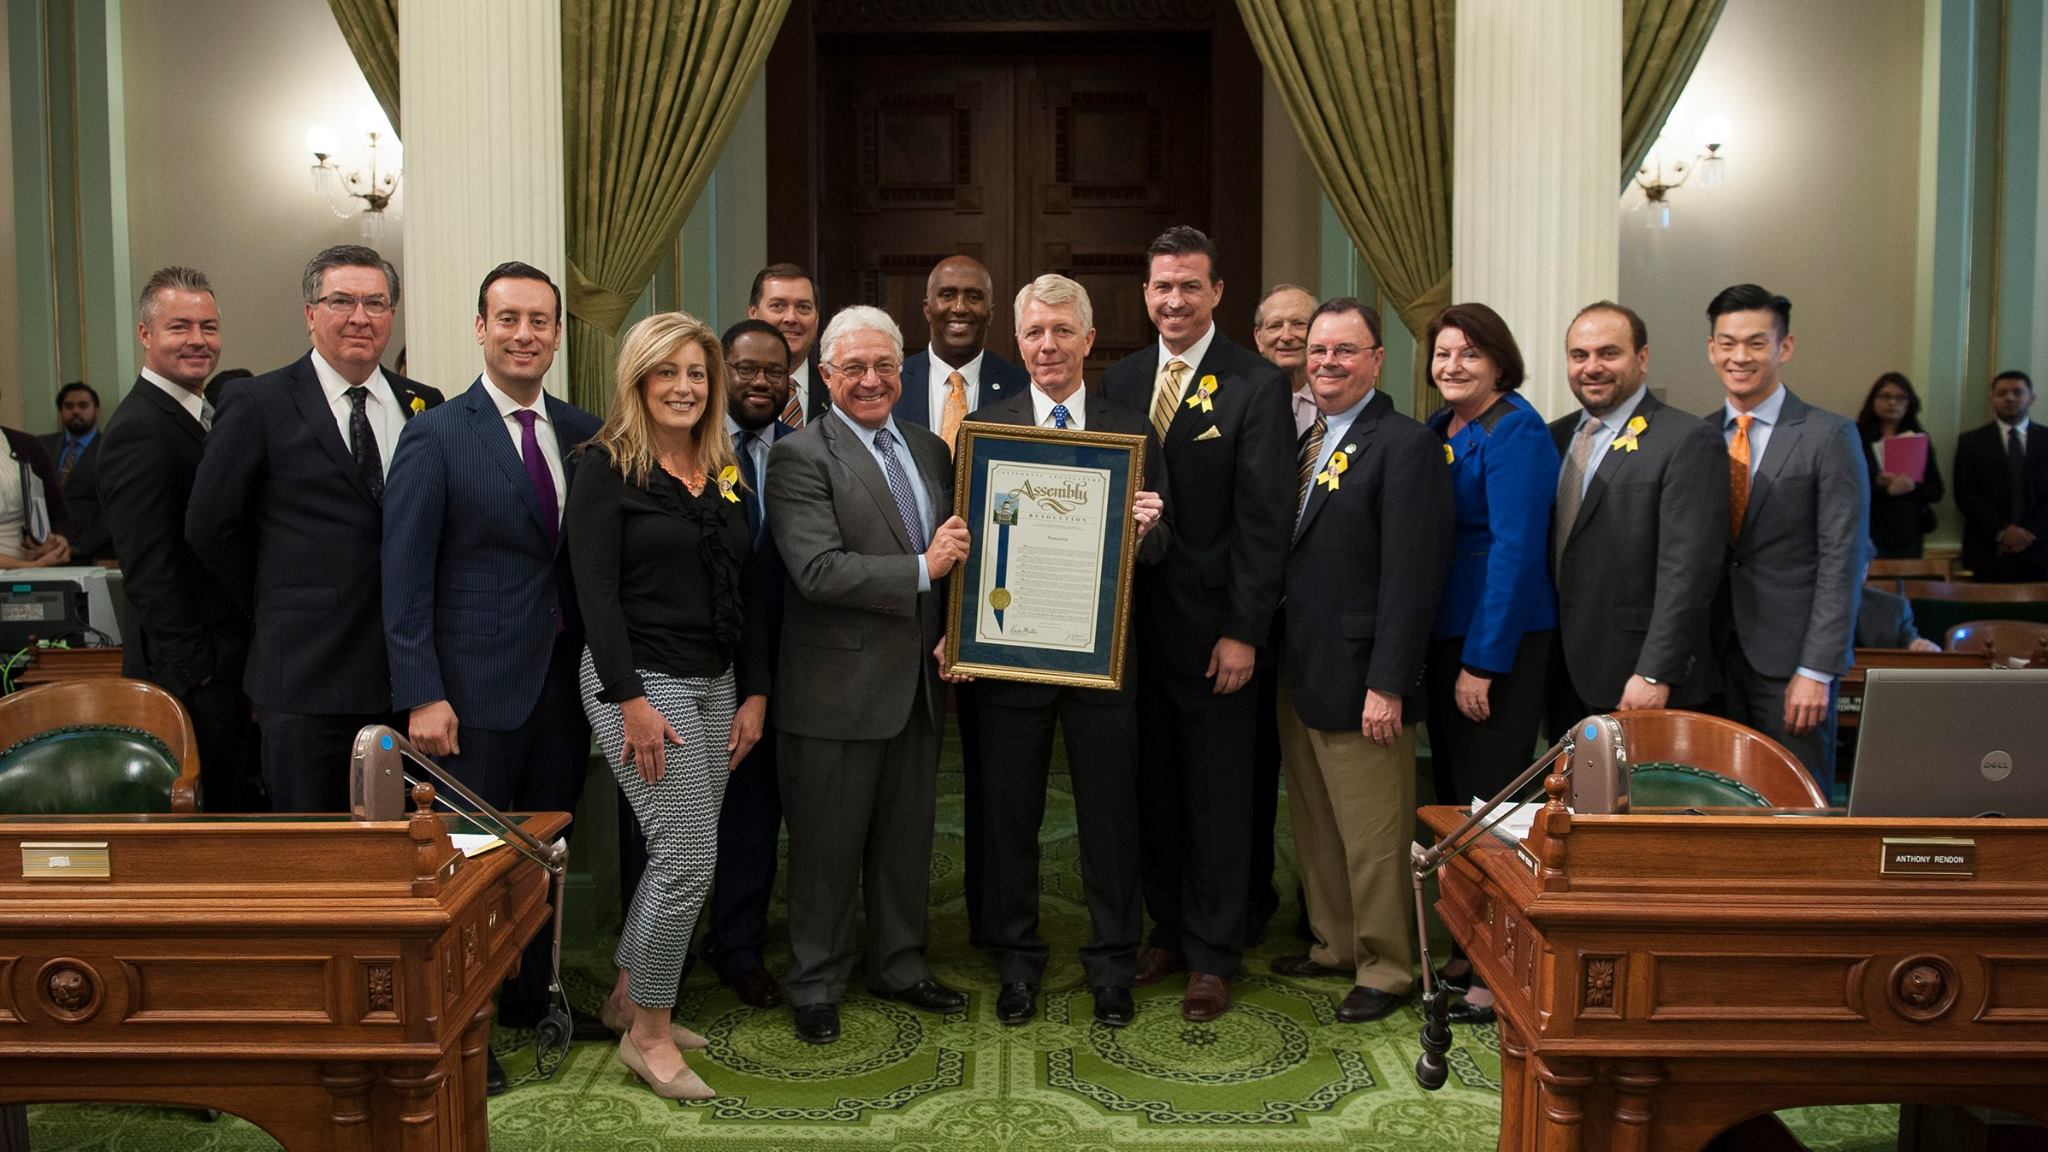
top-left (1296, 411), bottom-right (1326, 516)
top-left (940, 371), bottom-right (967, 455)
top-left (1729, 412), bottom-right (1753, 539)
top-left (1151, 360), bottom-right (1188, 440)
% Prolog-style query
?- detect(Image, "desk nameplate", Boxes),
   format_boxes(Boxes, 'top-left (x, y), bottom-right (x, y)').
top-left (1881, 837), bottom-right (1975, 878)
top-left (22, 841), bottom-right (110, 880)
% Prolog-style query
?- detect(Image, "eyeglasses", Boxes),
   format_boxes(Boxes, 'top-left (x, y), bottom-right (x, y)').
top-left (828, 360), bottom-right (902, 380)
top-left (1305, 343), bottom-right (1383, 361)
top-left (731, 362), bottom-right (789, 384)
top-left (315, 293), bottom-right (395, 317)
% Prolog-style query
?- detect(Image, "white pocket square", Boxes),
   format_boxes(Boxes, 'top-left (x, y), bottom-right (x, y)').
top-left (1193, 426), bottom-right (1222, 442)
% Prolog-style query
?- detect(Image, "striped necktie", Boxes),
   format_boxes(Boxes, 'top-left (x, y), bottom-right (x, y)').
top-left (1297, 411), bottom-right (1327, 516)
top-left (1151, 360), bottom-right (1188, 441)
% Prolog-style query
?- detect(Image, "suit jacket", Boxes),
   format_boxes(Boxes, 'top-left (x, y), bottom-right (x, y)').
top-left (186, 352), bottom-right (443, 714)
top-left (1952, 421), bottom-right (2048, 576)
top-left (734, 418), bottom-right (796, 660)
top-left (39, 432), bottom-right (107, 560)
top-left (962, 388), bottom-right (1172, 709)
top-left (1284, 391), bottom-right (1454, 729)
top-left (381, 378), bottom-right (602, 730)
top-left (1549, 392), bottom-right (1729, 708)
top-left (1427, 391), bottom-right (1560, 672)
top-left (1102, 332), bottom-right (1294, 676)
top-left (766, 410), bottom-right (951, 741)
top-left (98, 378), bottom-right (244, 695)
top-left (1855, 585), bottom-right (1925, 650)
top-left (1719, 388), bottom-right (1868, 679)
top-left (892, 349), bottom-right (1031, 433)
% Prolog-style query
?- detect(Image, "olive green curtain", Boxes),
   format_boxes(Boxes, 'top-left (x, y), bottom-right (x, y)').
top-left (563, 0), bottom-right (790, 412)
top-left (1236, 0), bottom-right (1454, 413)
top-left (1622, 0), bottom-right (1728, 187)
top-left (326, 0), bottom-right (402, 137)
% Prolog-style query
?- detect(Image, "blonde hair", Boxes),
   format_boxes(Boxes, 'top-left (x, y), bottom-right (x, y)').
top-left (591, 312), bottom-right (738, 489)
top-left (1013, 274), bottom-right (1094, 333)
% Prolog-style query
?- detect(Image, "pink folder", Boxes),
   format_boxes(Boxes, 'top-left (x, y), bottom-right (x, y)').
top-left (1881, 433), bottom-right (1929, 483)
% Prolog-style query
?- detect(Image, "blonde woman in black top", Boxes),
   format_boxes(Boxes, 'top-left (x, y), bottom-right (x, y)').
top-left (569, 311), bottom-right (769, 1100)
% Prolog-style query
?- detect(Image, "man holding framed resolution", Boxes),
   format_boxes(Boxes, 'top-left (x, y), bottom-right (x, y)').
top-left (954, 274), bottom-right (1168, 1028)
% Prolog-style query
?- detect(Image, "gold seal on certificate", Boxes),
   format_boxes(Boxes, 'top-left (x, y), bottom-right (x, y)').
top-left (989, 588), bottom-right (1012, 611)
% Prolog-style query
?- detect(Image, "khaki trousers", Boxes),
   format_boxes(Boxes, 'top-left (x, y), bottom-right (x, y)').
top-left (1277, 682), bottom-right (1417, 995)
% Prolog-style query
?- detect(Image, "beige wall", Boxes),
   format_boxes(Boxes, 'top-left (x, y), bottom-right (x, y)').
top-left (1617, 0), bottom-right (1924, 420)
top-left (122, 0), bottom-right (403, 385)
top-left (0, 0), bottom-right (20, 429)
top-left (1260, 74), bottom-right (1321, 300)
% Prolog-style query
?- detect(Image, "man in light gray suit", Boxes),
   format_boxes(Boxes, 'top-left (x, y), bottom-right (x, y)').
top-left (1706, 284), bottom-right (1868, 788)
top-left (1547, 301), bottom-right (1729, 732)
top-left (765, 305), bottom-right (972, 1046)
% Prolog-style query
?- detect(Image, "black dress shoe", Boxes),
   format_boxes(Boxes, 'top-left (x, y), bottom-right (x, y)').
top-left (1334, 985), bottom-right (1406, 1023)
top-left (1269, 954), bottom-right (1349, 978)
top-left (875, 979), bottom-right (967, 1014)
top-left (1445, 993), bottom-right (1497, 1026)
top-left (793, 1003), bottom-right (840, 1045)
top-left (995, 982), bottom-right (1038, 1025)
top-left (1090, 985), bottom-right (1134, 1028)
top-left (728, 967), bottom-right (783, 1009)
top-left (485, 1049), bottom-right (509, 1095)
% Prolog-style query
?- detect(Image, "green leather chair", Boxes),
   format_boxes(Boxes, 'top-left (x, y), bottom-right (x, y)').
top-left (0, 679), bottom-right (200, 814)
top-left (1608, 709), bottom-right (1830, 809)
top-left (1629, 762), bottom-right (1772, 809)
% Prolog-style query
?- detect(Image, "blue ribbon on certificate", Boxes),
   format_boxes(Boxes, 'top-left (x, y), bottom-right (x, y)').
top-left (989, 492), bottom-right (1019, 631)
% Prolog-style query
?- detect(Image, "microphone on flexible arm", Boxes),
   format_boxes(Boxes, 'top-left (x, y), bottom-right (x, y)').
top-left (1407, 714), bottom-right (1629, 1090)
top-left (350, 724), bottom-right (576, 1079)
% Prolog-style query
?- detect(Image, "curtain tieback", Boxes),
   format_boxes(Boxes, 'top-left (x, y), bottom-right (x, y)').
top-left (566, 260), bottom-right (636, 336)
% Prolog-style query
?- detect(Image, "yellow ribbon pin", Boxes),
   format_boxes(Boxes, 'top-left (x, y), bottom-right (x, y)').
top-left (1443, 443), bottom-right (1455, 464)
top-left (409, 395), bottom-right (426, 414)
top-left (717, 464), bottom-right (741, 503)
top-left (1183, 374), bottom-right (1218, 414)
top-left (1610, 414), bottom-right (1648, 453)
top-left (1316, 449), bottom-right (1350, 491)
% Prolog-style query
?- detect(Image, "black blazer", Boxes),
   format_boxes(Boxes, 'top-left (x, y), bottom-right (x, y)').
top-left (1860, 429), bottom-right (1944, 556)
top-left (1102, 331), bottom-right (1294, 677)
top-left (961, 388), bottom-right (1173, 708)
top-left (1548, 393), bottom-right (1728, 709)
top-left (186, 353), bottom-right (442, 714)
top-left (892, 349), bottom-right (1031, 431)
top-left (1953, 422), bottom-right (2048, 577)
top-left (1283, 390), bottom-right (1453, 729)
top-left (38, 432), bottom-right (107, 560)
top-left (100, 378), bottom-right (245, 695)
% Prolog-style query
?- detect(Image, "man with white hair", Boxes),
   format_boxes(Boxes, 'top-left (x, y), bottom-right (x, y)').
top-left (765, 305), bottom-right (971, 1045)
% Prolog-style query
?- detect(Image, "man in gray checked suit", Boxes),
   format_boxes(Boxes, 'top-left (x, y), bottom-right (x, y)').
top-left (765, 305), bottom-right (972, 1046)
top-left (1705, 284), bottom-right (1868, 789)
top-left (1547, 301), bottom-right (1729, 733)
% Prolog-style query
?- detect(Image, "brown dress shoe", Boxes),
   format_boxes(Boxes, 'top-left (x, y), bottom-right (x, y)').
top-left (1269, 954), bottom-right (1348, 978)
top-left (1133, 945), bottom-right (1185, 987)
top-left (1181, 973), bottom-right (1231, 1021)
top-left (731, 967), bottom-right (783, 1010)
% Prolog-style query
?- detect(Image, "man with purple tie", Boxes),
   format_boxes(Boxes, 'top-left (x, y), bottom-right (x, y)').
top-left (380, 261), bottom-right (603, 1092)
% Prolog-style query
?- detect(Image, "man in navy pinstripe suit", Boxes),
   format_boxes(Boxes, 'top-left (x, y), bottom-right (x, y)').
top-left (380, 262), bottom-right (603, 1088)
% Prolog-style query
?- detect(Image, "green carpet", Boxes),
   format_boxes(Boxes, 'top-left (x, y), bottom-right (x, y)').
top-left (29, 733), bottom-right (1898, 1150)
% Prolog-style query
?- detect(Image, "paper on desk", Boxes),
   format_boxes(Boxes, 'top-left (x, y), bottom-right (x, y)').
top-left (1478, 799), bottom-right (1546, 844)
top-left (450, 833), bottom-right (506, 857)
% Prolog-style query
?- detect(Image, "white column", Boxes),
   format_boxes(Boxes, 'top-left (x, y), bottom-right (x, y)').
top-left (1453, 0), bottom-right (1620, 419)
top-left (399, 0), bottom-right (568, 396)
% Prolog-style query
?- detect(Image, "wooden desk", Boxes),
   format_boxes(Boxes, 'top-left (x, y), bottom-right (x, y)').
top-left (1424, 788), bottom-right (2048, 1152)
top-left (9, 646), bottom-right (123, 690)
top-left (0, 795), bottom-right (568, 1151)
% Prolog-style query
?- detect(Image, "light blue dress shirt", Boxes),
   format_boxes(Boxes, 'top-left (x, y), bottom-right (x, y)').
top-left (1566, 385), bottom-right (1649, 501)
top-left (1299, 388), bottom-right (1376, 519)
top-left (834, 407), bottom-right (936, 591)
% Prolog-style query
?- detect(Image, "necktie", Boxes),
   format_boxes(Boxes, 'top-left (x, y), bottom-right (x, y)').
top-left (2008, 427), bottom-right (2028, 522)
top-left (57, 441), bottom-right (79, 483)
top-left (873, 427), bottom-right (928, 551)
top-left (1728, 412), bottom-right (1753, 539)
top-left (346, 385), bottom-right (385, 503)
top-left (1296, 411), bottom-right (1327, 517)
top-left (1553, 418), bottom-right (1603, 571)
top-left (1151, 360), bottom-right (1189, 441)
top-left (735, 430), bottom-right (763, 543)
top-left (780, 382), bottom-right (805, 430)
top-left (1051, 404), bottom-right (1071, 430)
top-left (940, 371), bottom-right (968, 453)
top-left (199, 399), bottom-right (216, 432)
top-left (513, 410), bottom-right (559, 551)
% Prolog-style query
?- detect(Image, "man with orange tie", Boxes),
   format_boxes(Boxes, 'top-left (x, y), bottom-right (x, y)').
top-left (1708, 283), bottom-right (1867, 791)
top-left (893, 253), bottom-right (1029, 949)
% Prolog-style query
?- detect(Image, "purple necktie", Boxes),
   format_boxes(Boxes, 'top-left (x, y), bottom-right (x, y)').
top-left (514, 409), bottom-right (560, 551)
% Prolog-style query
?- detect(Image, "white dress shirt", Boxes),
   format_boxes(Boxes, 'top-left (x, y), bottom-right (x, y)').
top-left (1998, 417), bottom-right (2032, 449)
top-left (1566, 385), bottom-right (1650, 501)
top-left (832, 407), bottom-right (936, 590)
top-left (312, 350), bottom-right (405, 477)
top-left (1158, 323), bottom-right (1219, 388)
top-left (480, 373), bottom-right (565, 526)
top-left (1027, 385), bottom-right (1087, 430)
top-left (926, 347), bottom-right (985, 429)
top-left (141, 366), bottom-right (210, 428)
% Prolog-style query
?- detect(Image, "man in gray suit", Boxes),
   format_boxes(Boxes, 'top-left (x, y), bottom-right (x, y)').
top-left (1707, 284), bottom-right (1868, 788)
top-left (765, 305), bottom-right (972, 1045)
top-left (1547, 301), bottom-right (1729, 732)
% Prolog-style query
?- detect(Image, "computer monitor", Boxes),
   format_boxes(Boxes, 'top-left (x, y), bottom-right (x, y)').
top-left (1848, 667), bottom-right (2048, 818)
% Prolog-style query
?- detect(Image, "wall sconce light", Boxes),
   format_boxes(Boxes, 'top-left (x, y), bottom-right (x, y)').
top-left (1633, 114), bottom-right (1731, 228)
top-left (306, 110), bottom-right (402, 239)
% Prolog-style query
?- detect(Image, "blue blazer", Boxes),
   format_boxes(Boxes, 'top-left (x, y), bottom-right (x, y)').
top-left (381, 378), bottom-right (602, 730)
top-left (1427, 391), bottom-right (1561, 674)
top-left (892, 348), bottom-right (1031, 430)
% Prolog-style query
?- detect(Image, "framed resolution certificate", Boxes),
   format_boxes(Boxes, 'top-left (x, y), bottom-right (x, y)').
top-left (943, 421), bottom-right (1145, 689)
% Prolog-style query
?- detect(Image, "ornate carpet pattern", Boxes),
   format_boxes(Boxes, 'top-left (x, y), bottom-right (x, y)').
top-left (30, 741), bottom-right (1898, 1150)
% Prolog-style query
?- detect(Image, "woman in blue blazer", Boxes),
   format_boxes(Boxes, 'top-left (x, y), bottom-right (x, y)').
top-left (1423, 303), bottom-right (1560, 803)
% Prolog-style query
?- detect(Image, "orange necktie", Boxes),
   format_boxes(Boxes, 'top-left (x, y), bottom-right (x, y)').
top-left (940, 371), bottom-right (967, 455)
top-left (1728, 412), bottom-right (1753, 539)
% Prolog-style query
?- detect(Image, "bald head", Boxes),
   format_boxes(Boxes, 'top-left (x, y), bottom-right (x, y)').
top-left (1254, 284), bottom-right (1316, 383)
top-left (924, 255), bottom-right (995, 367)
